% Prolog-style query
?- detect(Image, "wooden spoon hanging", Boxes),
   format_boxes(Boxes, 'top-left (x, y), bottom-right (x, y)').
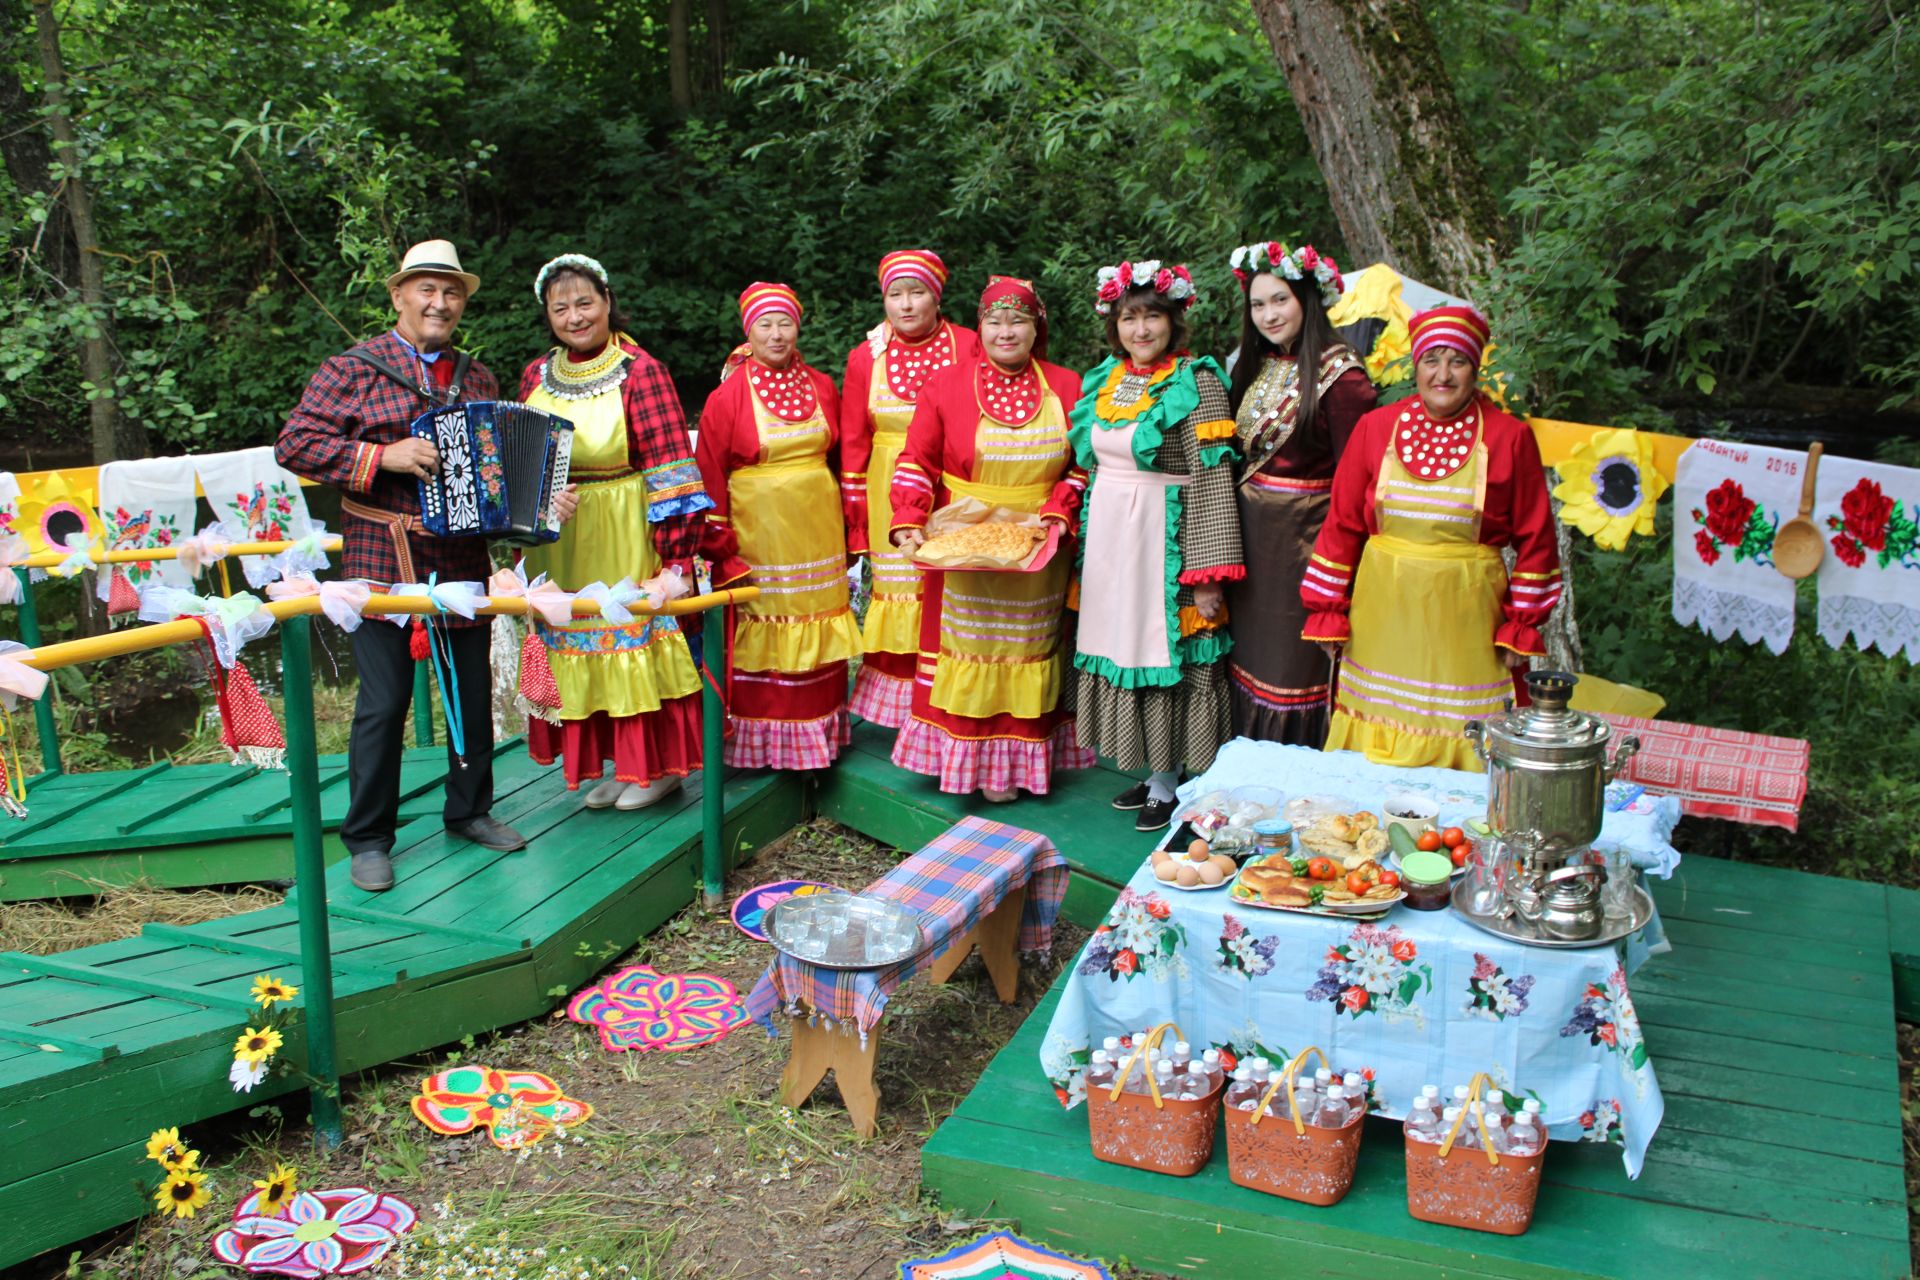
top-left (1773, 441), bottom-right (1824, 580)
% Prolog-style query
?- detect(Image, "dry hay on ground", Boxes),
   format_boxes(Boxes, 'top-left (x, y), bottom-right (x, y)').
top-left (0, 878), bottom-right (283, 955)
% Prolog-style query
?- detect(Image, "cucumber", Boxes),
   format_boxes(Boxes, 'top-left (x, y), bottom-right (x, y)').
top-left (1388, 823), bottom-right (1422, 862)
top-left (1467, 818), bottom-right (1492, 837)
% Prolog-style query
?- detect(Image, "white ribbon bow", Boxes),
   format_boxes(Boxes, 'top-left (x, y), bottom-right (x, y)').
top-left (265, 574), bottom-right (372, 632)
top-left (574, 579), bottom-right (644, 625)
top-left (136, 586), bottom-right (276, 666)
top-left (176, 526), bottom-right (235, 579)
top-left (0, 640), bottom-right (49, 709)
top-left (268, 521), bottom-right (334, 583)
top-left (638, 566), bottom-right (690, 612)
top-left (51, 532), bottom-right (93, 578)
top-left (386, 579), bottom-right (487, 626)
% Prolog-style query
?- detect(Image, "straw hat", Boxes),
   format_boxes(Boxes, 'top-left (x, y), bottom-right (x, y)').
top-left (386, 239), bottom-right (481, 297)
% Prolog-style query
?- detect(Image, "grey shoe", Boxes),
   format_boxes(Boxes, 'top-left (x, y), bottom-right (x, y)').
top-left (349, 849), bottom-right (395, 892)
top-left (447, 815), bottom-right (528, 851)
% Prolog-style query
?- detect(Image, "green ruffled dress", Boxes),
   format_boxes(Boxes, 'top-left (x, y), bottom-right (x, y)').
top-left (1068, 354), bottom-right (1245, 774)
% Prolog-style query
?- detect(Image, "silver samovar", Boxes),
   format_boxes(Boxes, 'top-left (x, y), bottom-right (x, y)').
top-left (1464, 672), bottom-right (1640, 942)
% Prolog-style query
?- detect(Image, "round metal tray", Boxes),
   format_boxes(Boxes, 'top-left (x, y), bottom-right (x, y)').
top-left (765, 891), bottom-right (931, 970)
top-left (1448, 878), bottom-right (1656, 949)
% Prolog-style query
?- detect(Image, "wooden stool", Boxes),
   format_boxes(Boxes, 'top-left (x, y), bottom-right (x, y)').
top-left (777, 883), bottom-right (1028, 1137)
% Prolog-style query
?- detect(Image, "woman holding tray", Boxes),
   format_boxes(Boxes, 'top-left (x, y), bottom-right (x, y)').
top-left (696, 281), bottom-right (861, 768)
top-left (1303, 305), bottom-right (1561, 771)
top-left (840, 250), bottom-right (980, 727)
top-left (1069, 258), bottom-right (1244, 833)
top-left (887, 275), bottom-right (1093, 800)
top-left (1225, 240), bottom-right (1376, 746)
top-left (517, 253), bottom-right (710, 809)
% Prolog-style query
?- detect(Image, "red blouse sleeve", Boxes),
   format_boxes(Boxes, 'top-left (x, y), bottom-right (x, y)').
top-left (1320, 367), bottom-right (1378, 469)
top-left (693, 380), bottom-right (752, 586)
top-left (1039, 362), bottom-right (1089, 529)
top-left (839, 344), bottom-right (874, 555)
top-left (1300, 406), bottom-right (1387, 643)
top-left (1492, 410), bottom-right (1562, 657)
top-left (890, 370), bottom-right (951, 535)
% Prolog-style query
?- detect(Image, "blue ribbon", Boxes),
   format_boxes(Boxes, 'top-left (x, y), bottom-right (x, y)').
top-left (423, 573), bottom-right (467, 763)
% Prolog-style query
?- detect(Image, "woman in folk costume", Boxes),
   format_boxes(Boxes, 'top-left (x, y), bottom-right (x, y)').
top-left (696, 282), bottom-right (861, 768)
top-left (888, 276), bottom-right (1093, 800)
top-left (1224, 241), bottom-right (1376, 746)
top-left (1070, 260), bottom-right (1244, 833)
top-left (1304, 305), bottom-right (1561, 771)
top-left (841, 250), bottom-right (981, 726)
top-left (517, 254), bottom-right (713, 809)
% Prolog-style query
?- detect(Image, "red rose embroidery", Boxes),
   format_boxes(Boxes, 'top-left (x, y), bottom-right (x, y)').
top-left (1112, 949), bottom-right (1137, 975)
top-left (1840, 477), bottom-right (1892, 551)
top-left (1054, 1086), bottom-right (1070, 1107)
top-left (1341, 987), bottom-right (1369, 1013)
top-left (1391, 939), bottom-right (1417, 963)
top-left (1216, 1048), bottom-right (1238, 1071)
top-left (1702, 479), bottom-right (1755, 547)
top-left (1694, 529), bottom-right (1720, 565)
top-left (1579, 1110), bottom-right (1596, 1128)
top-left (1144, 897), bottom-right (1171, 920)
top-left (1831, 532), bottom-right (1866, 568)
top-left (1598, 1022), bottom-right (1618, 1047)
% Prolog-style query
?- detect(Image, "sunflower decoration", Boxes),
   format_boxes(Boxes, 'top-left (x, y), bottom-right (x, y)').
top-left (13, 469), bottom-right (98, 560)
top-left (145, 1126), bottom-right (196, 1171)
top-left (252, 1162), bottom-right (299, 1217)
top-left (250, 973), bottom-right (299, 1008)
top-left (1552, 428), bottom-right (1670, 551)
top-left (154, 1167), bottom-right (212, 1219)
top-left (233, 1025), bottom-right (284, 1064)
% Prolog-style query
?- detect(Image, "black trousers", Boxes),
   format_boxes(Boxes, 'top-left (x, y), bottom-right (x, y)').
top-left (341, 619), bottom-right (495, 856)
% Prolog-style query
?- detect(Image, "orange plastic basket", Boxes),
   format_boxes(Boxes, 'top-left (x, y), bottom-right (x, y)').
top-left (1222, 1045), bottom-right (1364, 1206)
top-left (1084, 1021), bottom-right (1223, 1177)
top-left (1404, 1072), bottom-right (1545, 1235)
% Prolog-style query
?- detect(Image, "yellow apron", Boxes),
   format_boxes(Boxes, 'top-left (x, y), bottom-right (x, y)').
top-left (521, 377), bottom-right (700, 719)
top-left (862, 372), bottom-right (923, 658)
top-left (1325, 427), bottom-right (1510, 772)
top-left (729, 386), bottom-right (860, 674)
top-left (928, 392), bottom-right (1073, 721)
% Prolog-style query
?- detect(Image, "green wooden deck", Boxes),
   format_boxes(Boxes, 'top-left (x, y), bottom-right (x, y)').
top-left (0, 740), bottom-right (540, 901)
top-left (0, 759), bottom-right (806, 1269)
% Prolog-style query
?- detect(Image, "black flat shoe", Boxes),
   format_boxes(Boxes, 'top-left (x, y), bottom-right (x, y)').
top-left (1135, 797), bottom-right (1178, 833)
top-left (447, 815), bottom-right (528, 852)
top-left (1112, 782), bottom-right (1149, 811)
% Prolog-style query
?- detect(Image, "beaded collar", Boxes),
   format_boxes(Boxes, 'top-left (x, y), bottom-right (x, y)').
top-left (1094, 354), bottom-right (1179, 424)
top-left (884, 323), bottom-right (957, 401)
top-left (1395, 397), bottom-right (1482, 480)
top-left (540, 339), bottom-right (631, 401)
top-left (748, 358), bottom-right (818, 422)
top-left (975, 359), bottom-right (1043, 427)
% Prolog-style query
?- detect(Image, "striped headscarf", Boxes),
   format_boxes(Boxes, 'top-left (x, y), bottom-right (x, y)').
top-left (878, 250), bottom-right (948, 299)
top-left (1408, 305), bottom-right (1491, 367)
top-left (738, 281), bottom-right (802, 333)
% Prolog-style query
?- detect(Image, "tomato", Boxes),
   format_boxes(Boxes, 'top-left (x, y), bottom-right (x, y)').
top-left (1307, 856), bottom-right (1337, 881)
top-left (1415, 830), bottom-right (1443, 853)
top-left (1451, 842), bottom-right (1472, 869)
top-left (1440, 827), bottom-right (1467, 848)
top-left (1378, 869), bottom-right (1402, 889)
top-left (1346, 871), bottom-right (1372, 896)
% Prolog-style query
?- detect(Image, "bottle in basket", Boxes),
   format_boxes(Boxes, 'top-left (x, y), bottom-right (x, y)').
top-left (1508, 1112), bottom-right (1543, 1157)
top-left (1085, 1051), bottom-right (1115, 1092)
top-left (1201, 1048), bottom-right (1224, 1089)
top-left (1226, 1067), bottom-right (1257, 1111)
top-left (1406, 1096), bottom-right (1441, 1145)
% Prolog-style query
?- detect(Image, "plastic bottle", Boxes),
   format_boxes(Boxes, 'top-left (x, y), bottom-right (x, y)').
top-left (1181, 1069), bottom-right (1213, 1101)
top-left (1170, 1041), bottom-right (1193, 1074)
top-left (1522, 1098), bottom-right (1543, 1120)
top-left (1085, 1051), bottom-right (1115, 1093)
top-left (1482, 1094), bottom-right (1510, 1128)
top-left (1422, 1084), bottom-right (1441, 1104)
top-left (1226, 1066), bottom-right (1258, 1111)
top-left (1314, 1067), bottom-right (1334, 1093)
top-left (1508, 1112), bottom-right (1543, 1157)
top-left (1481, 1108), bottom-right (1511, 1154)
top-left (1201, 1048), bottom-right (1224, 1091)
top-left (1153, 1059), bottom-right (1177, 1097)
top-left (1341, 1073), bottom-right (1367, 1120)
top-left (1452, 1083), bottom-right (1471, 1108)
top-left (1287, 1066), bottom-right (1318, 1122)
top-left (1312, 1085), bottom-right (1350, 1129)
top-left (1101, 1035), bottom-right (1122, 1056)
top-left (1406, 1096), bottom-right (1441, 1145)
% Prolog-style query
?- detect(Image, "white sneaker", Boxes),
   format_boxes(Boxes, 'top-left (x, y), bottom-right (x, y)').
top-left (584, 777), bottom-right (626, 809)
top-left (616, 776), bottom-right (683, 810)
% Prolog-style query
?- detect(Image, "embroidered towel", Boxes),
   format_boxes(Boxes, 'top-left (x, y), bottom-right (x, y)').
top-left (1815, 453), bottom-right (1920, 661)
top-left (1671, 439), bottom-right (1801, 653)
top-left (193, 447), bottom-right (316, 588)
top-left (96, 456), bottom-right (198, 604)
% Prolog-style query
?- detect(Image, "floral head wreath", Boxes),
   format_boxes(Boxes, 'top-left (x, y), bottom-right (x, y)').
top-left (1229, 241), bottom-right (1344, 309)
top-left (1094, 259), bottom-right (1197, 316)
top-left (533, 253), bottom-right (610, 302)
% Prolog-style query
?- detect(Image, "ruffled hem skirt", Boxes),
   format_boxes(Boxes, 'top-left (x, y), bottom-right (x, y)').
top-left (1074, 660), bottom-right (1229, 775)
top-left (726, 707), bottom-right (852, 770)
top-left (528, 696), bottom-right (703, 788)
top-left (891, 715), bottom-right (1093, 796)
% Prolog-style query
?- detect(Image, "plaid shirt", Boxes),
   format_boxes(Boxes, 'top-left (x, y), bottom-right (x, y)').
top-left (276, 330), bottom-right (499, 607)
top-left (517, 338), bottom-right (709, 571)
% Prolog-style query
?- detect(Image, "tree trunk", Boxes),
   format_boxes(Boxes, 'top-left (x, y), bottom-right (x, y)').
top-left (703, 0), bottom-right (728, 98)
top-left (31, 0), bottom-right (146, 463)
top-left (490, 613), bottom-right (525, 739)
top-left (1248, 0), bottom-right (1505, 292)
top-left (668, 0), bottom-right (693, 113)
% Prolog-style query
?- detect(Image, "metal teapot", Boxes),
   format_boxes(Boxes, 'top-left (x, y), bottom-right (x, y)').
top-left (1514, 863), bottom-right (1607, 941)
top-left (1464, 672), bottom-right (1640, 855)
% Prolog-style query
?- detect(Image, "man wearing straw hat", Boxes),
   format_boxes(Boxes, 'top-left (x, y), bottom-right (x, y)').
top-left (277, 240), bottom-right (530, 892)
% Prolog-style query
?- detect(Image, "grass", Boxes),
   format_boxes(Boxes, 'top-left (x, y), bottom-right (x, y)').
top-left (0, 877), bottom-right (282, 955)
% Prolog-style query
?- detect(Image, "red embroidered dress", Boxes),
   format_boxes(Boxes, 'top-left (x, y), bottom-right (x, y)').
top-left (516, 337), bottom-right (712, 788)
top-left (1302, 392), bottom-right (1561, 770)
top-left (697, 357), bottom-right (861, 768)
top-left (841, 320), bottom-right (981, 726)
top-left (886, 357), bottom-right (1094, 794)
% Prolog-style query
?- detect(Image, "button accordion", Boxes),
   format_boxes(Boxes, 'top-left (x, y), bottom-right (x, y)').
top-left (409, 400), bottom-right (574, 545)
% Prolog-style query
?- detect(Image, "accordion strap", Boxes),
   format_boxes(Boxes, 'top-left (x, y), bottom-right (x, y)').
top-left (347, 346), bottom-right (473, 405)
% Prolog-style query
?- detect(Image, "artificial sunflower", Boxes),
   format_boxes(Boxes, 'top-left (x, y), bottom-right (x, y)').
top-left (1552, 427), bottom-right (1669, 551)
top-left (233, 1025), bottom-right (284, 1064)
top-left (145, 1126), bottom-right (191, 1169)
top-left (13, 470), bottom-right (98, 558)
top-left (252, 1162), bottom-right (298, 1216)
top-left (154, 1168), bottom-right (212, 1219)
top-left (250, 973), bottom-right (299, 1007)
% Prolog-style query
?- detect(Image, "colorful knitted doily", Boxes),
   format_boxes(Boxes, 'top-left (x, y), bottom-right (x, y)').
top-left (565, 964), bottom-right (749, 1053)
top-left (409, 1065), bottom-right (591, 1149)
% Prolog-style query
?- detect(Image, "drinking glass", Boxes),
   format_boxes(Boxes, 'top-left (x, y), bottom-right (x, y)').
top-left (1596, 843), bottom-right (1637, 920)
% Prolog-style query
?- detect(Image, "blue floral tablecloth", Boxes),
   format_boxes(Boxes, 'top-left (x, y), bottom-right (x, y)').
top-left (1040, 862), bottom-right (1668, 1178)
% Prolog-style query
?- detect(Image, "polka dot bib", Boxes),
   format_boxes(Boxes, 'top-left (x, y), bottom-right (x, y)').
top-left (749, 360), bottom-right (817, 422)
top-left (1395, 400), bottom-right (1481, 480)
top-left (975, 361), bottom-right (1043, 427)
top-left (885, 327), bottom-right (957, 401)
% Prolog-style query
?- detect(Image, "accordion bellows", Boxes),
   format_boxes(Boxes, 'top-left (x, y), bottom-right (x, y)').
top-left (412, 400), bottom-right (574, 545)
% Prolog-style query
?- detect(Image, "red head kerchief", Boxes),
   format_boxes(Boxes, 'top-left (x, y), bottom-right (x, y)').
top-left (978, 275), bottom-right (1049, 362)
top-left (1409, 305), bottom-right (1491, 368)
top-left (878, 250), bottom-right (948, 299)
top-left (738, 281), bottom-right (802, 334)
